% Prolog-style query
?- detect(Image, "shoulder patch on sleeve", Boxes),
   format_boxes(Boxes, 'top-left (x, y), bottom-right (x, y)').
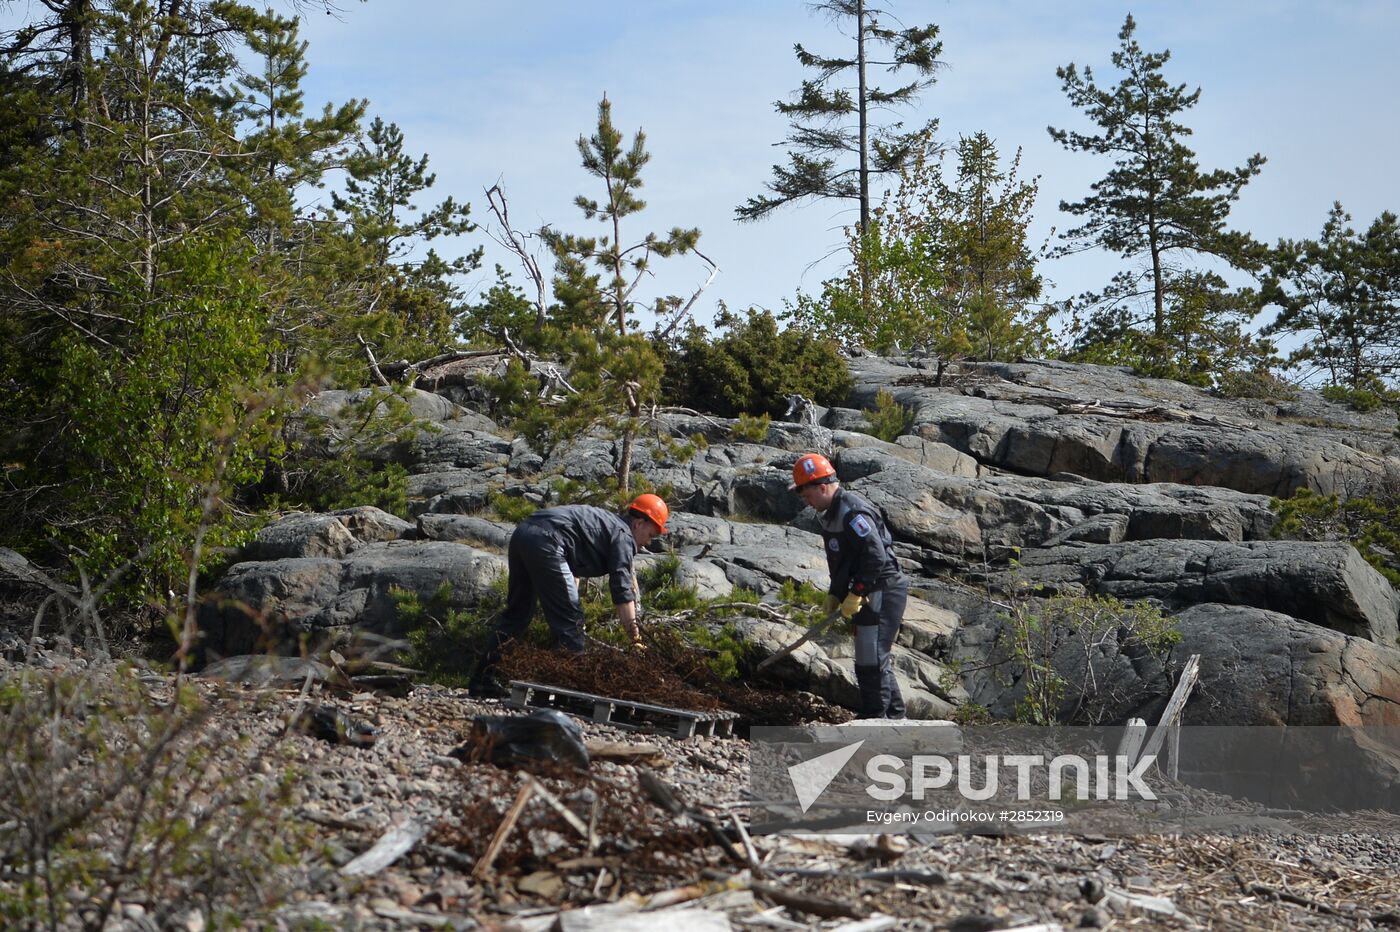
top-left (850, 513), bottom-right (874, 538)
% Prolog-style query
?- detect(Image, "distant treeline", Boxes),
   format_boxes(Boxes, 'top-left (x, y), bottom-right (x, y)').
top-left (0, 3), bottom-right (1395, 615)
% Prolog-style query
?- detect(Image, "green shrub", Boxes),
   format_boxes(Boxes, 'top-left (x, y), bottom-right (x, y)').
top-left (997, 591), bottom-right (1181, 725)
top-left (1272, 487), bottom-right (1400, 586)
top-left (0, 664), bottom-right (309, 927)
top-left (1320, 384), bottom-right (1392, 413)
top-left (0, 236), bottom-right (282, 613)
top-left (684, 622), bottom-right (752, 680)
top-left (864, 388), bottom-right (915, 441)
top-left (268, 387), bottom-right (421, 519)
top-left (637, 554), bottom-right (702, 613)
top-left (651, 432), bottom-right (708, 463)
top-left (396, 580), bottom-right (517, 686)
top-left (1215, 368), bottom-right (1299, 401)
top-left (490, 492), bottom-right (539, 523)
top-left (729, 412), bottom-right (771, 443)
top-left (659, 307), bottom-right (853, 418)
top-left (278, 456), bottom-right (409, 516)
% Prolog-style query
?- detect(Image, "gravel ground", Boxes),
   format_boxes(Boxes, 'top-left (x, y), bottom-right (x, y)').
top-left (3, 645), bottom-right (1399, 930)
top-left (206, 681), bottom-right (1400, 930)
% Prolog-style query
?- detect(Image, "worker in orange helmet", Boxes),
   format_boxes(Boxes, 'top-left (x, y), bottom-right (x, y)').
top-left (469, 493), bottom-right (668, 697)
top-left (790, 453), bottom-right (907, 719)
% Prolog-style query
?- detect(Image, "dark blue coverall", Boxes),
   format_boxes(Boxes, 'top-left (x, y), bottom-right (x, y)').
top-left (819, 487), bottom-right (907, 719)
top-left (472, 505), bottom-right (639, 686)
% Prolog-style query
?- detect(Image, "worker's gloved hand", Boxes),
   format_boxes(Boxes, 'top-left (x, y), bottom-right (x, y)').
top-left (630, 634), bottom-right (647, 652)
top-left (840, 592), bottom-right (866, 620)
top-left (822, 594), bottom-right (841, 615)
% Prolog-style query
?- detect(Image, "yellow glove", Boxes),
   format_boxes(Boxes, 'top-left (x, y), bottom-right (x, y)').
top-left (840, 593), bottom-right (866, 620)
top-left (630, 634), bottom-right (647, 652)
top-left (822, 595), bottom-right (841, 615)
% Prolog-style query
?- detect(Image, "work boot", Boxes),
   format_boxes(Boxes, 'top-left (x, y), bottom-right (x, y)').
top-left (468, 675), bottom-right (509, 700)
top-left (855, 665), bottom-right (886, 719)
top-left (883, 671), bottom-right (906, 719)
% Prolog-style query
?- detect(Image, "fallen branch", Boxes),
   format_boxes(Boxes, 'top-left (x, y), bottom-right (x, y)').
top-left (751, 881), bottom-right (866, 920)
top-left (730, 813), bottom-right (764, 877)
top-left (357, 334), bottom-right (390, 387)
top-left (1240, 879), bottom-right (1345, 917)
top-left (1139, 654), bottom-right (1201, 777)
top-left (472, 779), bottom-right (537, 879)
top-left (642, 874), bottom-right (752, 911)
top-left (525, 775), bottom-right (590, 839)
top-left (340, 818), bottom-right (428, 877)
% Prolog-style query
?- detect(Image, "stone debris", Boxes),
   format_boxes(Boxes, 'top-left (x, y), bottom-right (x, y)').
top-left (177, 673), bottom-right (1400, 928)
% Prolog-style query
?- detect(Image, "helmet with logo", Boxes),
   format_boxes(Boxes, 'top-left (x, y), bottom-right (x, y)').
top-left (627, 493), bottom-right (669, 533)
top-left (789, 452), bottom-right (836, 490)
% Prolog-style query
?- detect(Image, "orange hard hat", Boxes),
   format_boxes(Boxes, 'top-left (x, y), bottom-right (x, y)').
top-left (790, 452), bottom-right (836, 490)
top-left (627, 493), bottom-right (669, 533)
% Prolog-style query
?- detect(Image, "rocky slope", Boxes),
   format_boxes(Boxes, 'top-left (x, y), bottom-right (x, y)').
top-left (198, 355), bottom-right (1400, 736)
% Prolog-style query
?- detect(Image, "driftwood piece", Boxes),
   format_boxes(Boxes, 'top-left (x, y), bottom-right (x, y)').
top-left (295, 807), bottom-right (373, 833)
top-left (641, 875), bottom-right (752, 911)
top-left (1116, 716), bottom-right (1149, 790)
top-left (638, 767), bottom-right (685, 815)
top-left (1139, 654), bottom-right (1201, 778)
top-left (750, 881), bottom-right (866, 920)
top-left (766, 866), bottom-right (947, 885)
top-left (1241, 879), bottom-right (1344, 916)
top-left (637, 768), bottom-right (747, 866)
top-left (730, 813), bottom-right (764, 876)
top-left (584, 741), bottom-right (671, 767)
top-left (472, 780), bottom-right (537, 879)
top-left (340, 818), bottom-right (428, 876)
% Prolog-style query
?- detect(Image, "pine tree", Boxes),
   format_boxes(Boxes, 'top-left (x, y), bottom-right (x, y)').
top-left (925, 133), bottom-right (1048, 361)
top-left (738, 0), bottom-right (942, 239)
top-left (548, 96), bottom-right (701, 337)
top-left (786, 133), bottom-right (1050, 371)
top-left (228, 12), bottom-right (364, 374)
top-left (1048, 14), bottom-right (1266, 375)
top-left (1263, 204), bottom-right (1400, 388)
top-left (490, 97), bottom-right (702, 493)
top-left (320, 116), bottom-right (483, 373)
top-left (0, 2), bottom-right (362, 606)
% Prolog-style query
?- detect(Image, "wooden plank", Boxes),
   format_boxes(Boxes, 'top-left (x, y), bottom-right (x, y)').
top-left (340, 818), bottom-right (428, 877)
top-left (1116, 717), bottom-right (1148, 767)
top-left (1139, 655), bottom-right (1201, 770)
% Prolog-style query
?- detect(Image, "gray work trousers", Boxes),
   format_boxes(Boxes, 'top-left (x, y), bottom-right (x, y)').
top-left (474, 522), bottom-right (586, 684)
top-left (851, 580), bottom-right (907, 719)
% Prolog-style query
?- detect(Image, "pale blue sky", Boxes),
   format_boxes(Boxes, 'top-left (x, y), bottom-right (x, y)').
top-left (10, 1), bottom-right (1400, 334)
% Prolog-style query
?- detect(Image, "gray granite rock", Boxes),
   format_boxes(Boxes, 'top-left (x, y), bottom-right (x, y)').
top-left (1008, 539), bottom-right (1400, 644)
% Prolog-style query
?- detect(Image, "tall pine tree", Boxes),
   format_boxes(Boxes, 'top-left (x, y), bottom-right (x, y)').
top-left (738, 0), bottom-right (942, 239)
top-left (319, 116), bottom-right (483, 375)
top-left (491, 97), bottom-right (702, 493)
top-left (1048, 14), bottom-right (1267, 379)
